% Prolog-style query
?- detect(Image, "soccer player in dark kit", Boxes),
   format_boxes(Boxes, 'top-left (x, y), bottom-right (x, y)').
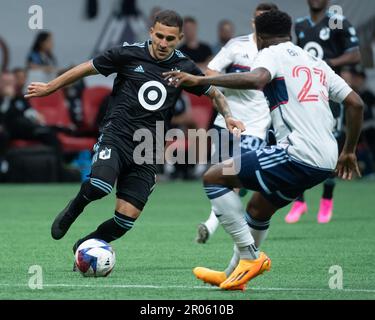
top-left (25, 10), bottom-right (244, 254)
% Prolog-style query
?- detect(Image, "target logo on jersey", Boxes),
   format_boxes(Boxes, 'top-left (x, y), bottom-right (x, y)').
top-left (138, 80), bottom-right (167, 111)
top-left (303, 41), bottom-right (324, 59)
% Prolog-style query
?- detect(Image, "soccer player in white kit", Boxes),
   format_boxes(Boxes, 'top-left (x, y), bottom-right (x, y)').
top-left (195, 3), bottom-right (277, 244)
top-left (164, 10), bottom-right (363, 290)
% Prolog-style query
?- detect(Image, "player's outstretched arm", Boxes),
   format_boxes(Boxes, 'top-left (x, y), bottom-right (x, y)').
top-left (163, 68), bottom-right (271, 90)
top-left (206, 86), bottom-right (245, 136)
top-left (25, 61), bottom-right (98, 98)
top-left (336, 91), bottom-right (364, 180)
top-left (327, 50), bottom-right (361, 69)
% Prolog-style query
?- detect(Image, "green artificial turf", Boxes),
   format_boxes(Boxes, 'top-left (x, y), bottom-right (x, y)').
top-left (0, 180), bottom-right (374, 300)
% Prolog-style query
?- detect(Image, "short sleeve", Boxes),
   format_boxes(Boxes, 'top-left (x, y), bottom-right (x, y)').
top-left (252, 48), bottom-right (279, 79)
top-left (208, 46), bottom-right (233, 72)
top-left (92, 45), bottom-right (126, 77)
top-left (340, 19), bottom-right (360, 52)
top-left (182, 62), bottom-right (212, 96)
top-left (326, 64), bottom-right (352, 103)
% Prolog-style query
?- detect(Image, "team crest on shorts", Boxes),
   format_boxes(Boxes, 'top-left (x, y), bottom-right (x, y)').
top-left (99, 147), bottom-right (112, 160)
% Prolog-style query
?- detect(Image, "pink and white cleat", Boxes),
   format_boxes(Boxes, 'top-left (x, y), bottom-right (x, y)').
top-left (285, 201), bottom-right (308, 223)
top-left (317, 198), bottom-right (333, 223)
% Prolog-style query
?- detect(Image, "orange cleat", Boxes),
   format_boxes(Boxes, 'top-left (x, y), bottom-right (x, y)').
top-left (220, 252), bottom-right (271, 290)
top-left (193, 267), bottom-right (246, 291)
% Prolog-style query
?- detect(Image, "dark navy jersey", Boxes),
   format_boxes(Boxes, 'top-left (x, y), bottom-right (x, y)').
top-left (295, 12), bottom-right (359, 73)
top-left (92, 40), bottom-right (211, 148)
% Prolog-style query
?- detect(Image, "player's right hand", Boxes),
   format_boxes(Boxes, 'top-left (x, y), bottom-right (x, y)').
top-left (225, 117), bottom-right (246, 137)
top-left (335, 152), bottom-right (361, 180)
top-left (163, 71), bottom-right (201, 87)
top-left (24, 82), bottom-right (52, 98)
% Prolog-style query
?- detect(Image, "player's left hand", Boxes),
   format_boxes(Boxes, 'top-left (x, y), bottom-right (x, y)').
top-left (25, 82), bottom-right (52, 98)
top-left (335, 152), bottom-right (361, 180)
top-left (225, 117), bottom-right (246, 137)
top-left (163, 71), bottom-right (201, 87)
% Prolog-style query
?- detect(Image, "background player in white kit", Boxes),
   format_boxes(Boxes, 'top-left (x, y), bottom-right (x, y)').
top-left (195, 3), bottom-right (277, 244)
top-left (164, 10), bottom-right (363, 290)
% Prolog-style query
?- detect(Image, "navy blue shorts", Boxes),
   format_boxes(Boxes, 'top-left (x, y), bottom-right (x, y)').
top-left (236, 146), bottom-right (333, 208)
top-left (211, 125), bottom-right (266, 164)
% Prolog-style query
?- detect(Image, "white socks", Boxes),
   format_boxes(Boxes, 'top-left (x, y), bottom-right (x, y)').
top-left (204, 209), bottom-right (220, 235)
top-left (208, 189), bottom-right (259, 259)
top-left (245, 212), bottom-right (270, 248)
top-left (224, 245), bottom-right (239, 276)
top-left (224, 212), bottom-right (271, 276)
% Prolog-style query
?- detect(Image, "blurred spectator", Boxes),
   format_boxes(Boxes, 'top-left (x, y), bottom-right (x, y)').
top-left (164, 94), bottom-right (197, 180)
top-left (27, 31), bottom-right (58, 77)
top-left (6, 68), bottom-right (46, 136)
top-left (0, 121), bottom-right (9, 179)
top-left (179, 17), bottom-right (212, 71)
top-left (0, 72), bottom-right (11, 179)
top-left (59, 67), bottom-right (86, 128)
top-left (0, 36), bottom-right (9, 72)
top-left (211, 20), bottom-right (235, 55)
top-left (4, 68), bottom-right (70, 180)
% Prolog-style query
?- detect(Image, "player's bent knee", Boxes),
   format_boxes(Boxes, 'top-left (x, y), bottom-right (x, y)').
top-left (116, 198), bottom-right (141, 219)
top-left (247, 201), bottom-right (262, 219)
top-left (203, 168), bottom-right (215, 185)
top-left (203, 163), bottom-right (243, 189)
top-left (247, 194), bottom-right (276, 220)
top-left (203, 164), bottom-right (224, 185)
top-left (82, 178), bottom-right (114, 201)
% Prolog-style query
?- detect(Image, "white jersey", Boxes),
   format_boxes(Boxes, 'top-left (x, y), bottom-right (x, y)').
top-left (252, 41), bottom-right (352, 170)
top-left (208, 34), bottom-right (271, 139)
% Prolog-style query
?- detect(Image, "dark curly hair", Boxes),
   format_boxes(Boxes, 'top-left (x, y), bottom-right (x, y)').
top-left (153, 10), bottom-right (183, 31)
top-left (255, 10), bottom-right (292, 37)
top-left (255, 2), bottom-right (279, 12)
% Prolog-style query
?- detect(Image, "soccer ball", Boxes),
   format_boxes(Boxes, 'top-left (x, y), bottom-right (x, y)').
top-left (74, 239), bottom-right (116, 277)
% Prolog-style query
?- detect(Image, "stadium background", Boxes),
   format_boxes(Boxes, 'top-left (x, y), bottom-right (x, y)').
top-left (3, 1), bottom-right (375, 70)
top-left (0, 0), bottom-right (374, 300)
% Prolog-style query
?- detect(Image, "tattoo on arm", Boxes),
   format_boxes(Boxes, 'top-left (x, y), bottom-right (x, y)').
top-left (209, 87), bottom-right (232, 118)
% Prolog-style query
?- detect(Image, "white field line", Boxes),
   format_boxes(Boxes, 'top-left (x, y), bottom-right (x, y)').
top-left (0, 283), bottom-right (375, 294)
